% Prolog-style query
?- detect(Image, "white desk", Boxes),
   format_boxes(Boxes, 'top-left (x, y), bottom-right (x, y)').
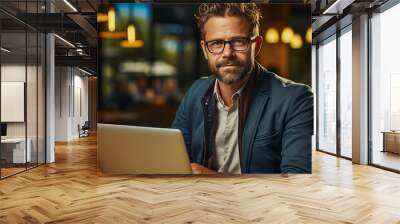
top-left (1, 138), bottom-right (31, 163)
top-left (382, 131), bottom-right (400, 154)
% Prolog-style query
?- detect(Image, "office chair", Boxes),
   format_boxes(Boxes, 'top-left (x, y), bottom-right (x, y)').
top-left (79, 121), bottom-right (90, 138)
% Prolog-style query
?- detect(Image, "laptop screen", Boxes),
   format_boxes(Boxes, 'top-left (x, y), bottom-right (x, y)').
top-left (1, 123), bottom-right (7, 137)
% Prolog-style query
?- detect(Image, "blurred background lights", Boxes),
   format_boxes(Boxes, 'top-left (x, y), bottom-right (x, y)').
top-left (281, 26), bottom-right (294, 43)
top-left (265, 27), bottom-right (279, 44)
top-left (290, 34), bottom-right (303, 49)
top-left (306, 27), bottom-right (312, 43)
top-left (127, 25), bottom-right (136, 43)
top-left (97, 13), bottom-right (108, 22)
top-left (108, 9), bottom-right (115, 32)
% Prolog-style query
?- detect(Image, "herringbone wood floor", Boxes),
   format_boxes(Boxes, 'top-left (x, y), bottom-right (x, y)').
top-left (1, 135), bottom-right (400, 223)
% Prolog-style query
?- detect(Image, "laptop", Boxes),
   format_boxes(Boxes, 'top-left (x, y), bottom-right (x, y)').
top-left (97, 123), bottom-right (192, 174)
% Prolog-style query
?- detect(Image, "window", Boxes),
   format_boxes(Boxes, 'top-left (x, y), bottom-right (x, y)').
top-left (339, 28), bottom-right (352, 158)
top-left (317, 35), bottom-right (337, 154)
top-left (370, 2), bottom-right (400, 171)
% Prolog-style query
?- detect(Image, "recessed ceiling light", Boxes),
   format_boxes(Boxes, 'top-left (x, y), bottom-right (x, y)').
top-left (1, 47), bottom-right (11, 53)
top-left (54, 34), bottom-right (75, 48)
top-left (78, 67), bottom-right (92, 76)
top-left (63, 0), bottom-right (78, 12)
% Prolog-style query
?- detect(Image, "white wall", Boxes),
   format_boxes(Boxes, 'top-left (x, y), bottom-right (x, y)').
top-left (1, 65), bottom-right (32, 138)
top-left (55, 66), bottom-right (89, 141)
top-left (55, 66), bottom-right (70, 141)
top-left (1, 64), bottom-right (26, 81)
top-left (72, 72), bottom-right (89, 138)
top-left (1, 82), bottom-right (25, 122)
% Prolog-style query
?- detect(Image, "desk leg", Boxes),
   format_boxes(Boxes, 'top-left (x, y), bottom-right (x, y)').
top-left (382, 133), bottom-right (386, 153)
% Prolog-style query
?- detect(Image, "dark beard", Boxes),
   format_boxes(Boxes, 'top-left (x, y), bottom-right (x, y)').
top-left (211, 58), bottom-right (253, 85)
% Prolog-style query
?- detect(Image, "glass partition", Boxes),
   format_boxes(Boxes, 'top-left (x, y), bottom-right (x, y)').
top-left (0, 0), bottom-right (46, 179)
top-left (0, 19), bottom-right (28, 178)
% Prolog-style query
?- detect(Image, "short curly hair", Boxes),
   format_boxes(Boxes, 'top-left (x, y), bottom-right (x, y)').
top-left (195, 3), bottom-right (262, 40)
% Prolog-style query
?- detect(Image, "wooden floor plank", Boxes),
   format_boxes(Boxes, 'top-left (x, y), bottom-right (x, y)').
top-left (0, 135), bottom-right (400, 223)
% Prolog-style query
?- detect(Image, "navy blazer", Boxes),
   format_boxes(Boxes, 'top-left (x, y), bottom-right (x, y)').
top-left (171, 67), bottom-right (313, 173)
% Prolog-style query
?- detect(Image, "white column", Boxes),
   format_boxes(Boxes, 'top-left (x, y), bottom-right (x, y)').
top-left (46, 1), bottom-right (55, 163)
top-left (352, 14), bottom-right (369, 164)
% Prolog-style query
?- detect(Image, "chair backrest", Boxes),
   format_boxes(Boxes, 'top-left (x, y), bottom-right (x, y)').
top-left (82, 121), bottom-right (90, 129)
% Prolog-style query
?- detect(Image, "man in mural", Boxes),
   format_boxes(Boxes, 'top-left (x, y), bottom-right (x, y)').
top-left (172, 3), bottom-right (313, 174)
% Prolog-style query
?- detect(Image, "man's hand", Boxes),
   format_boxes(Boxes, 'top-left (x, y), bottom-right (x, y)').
top-left (190, 163), bottom-right (218, 174)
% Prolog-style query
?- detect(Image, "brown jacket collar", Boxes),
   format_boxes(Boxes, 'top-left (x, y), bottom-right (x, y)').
top-left (238, 63), bottom-right (262, 166)
top-left (206, 62), bottom-right (264, 170)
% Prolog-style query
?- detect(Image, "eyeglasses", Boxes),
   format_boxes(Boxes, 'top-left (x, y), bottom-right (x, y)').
top-left (205, 36), bottom-right (257, 54)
